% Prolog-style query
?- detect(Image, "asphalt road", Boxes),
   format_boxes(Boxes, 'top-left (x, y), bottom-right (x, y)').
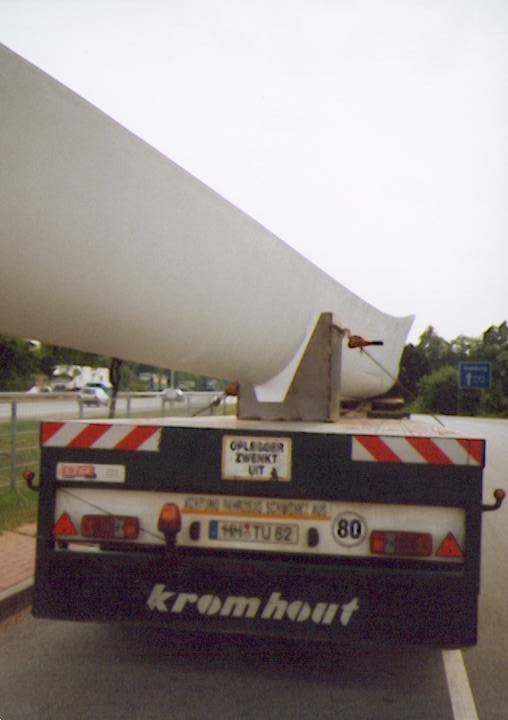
top-left (429, 416), bottom-right (508, 720)
top-left (0, 415), bottom-right (506, 720)
top-left (0, 393), bottom-right (223, 421)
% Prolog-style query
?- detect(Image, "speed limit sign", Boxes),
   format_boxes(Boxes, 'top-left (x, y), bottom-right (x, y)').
top-left (332, 512), bottom-right (366, 547)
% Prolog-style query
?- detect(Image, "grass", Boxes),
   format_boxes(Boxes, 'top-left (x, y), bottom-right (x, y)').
top-left (0, 485), bottom-right (39, 532)
top-left (0, 419), bottom-right (40, 490)
top-left (0, 418), bottom-right (40, 531)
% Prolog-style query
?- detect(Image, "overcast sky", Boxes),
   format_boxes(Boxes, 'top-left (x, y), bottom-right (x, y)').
top-left (1, 0), bottom-right (507, 344)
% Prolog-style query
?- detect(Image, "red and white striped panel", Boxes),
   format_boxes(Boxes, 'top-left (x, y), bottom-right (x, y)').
top-left (41, 422), bottom-right (162, 452)
top-left (352, 435), bottom-right (484, 466)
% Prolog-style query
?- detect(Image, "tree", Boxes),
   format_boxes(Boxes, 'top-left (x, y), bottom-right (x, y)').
top-left (449, 335), bottom-right (480, 361)
top-left (416, 366), bottom-right (458, 415)
top-left (0, 335), bottom-right (39, 390)
top-left (476, 322), bottom-right (508, 414)
top-left (398, 344), bottom-right (430, 402)
top-left (401, 323), bottom-right (508, 416)
top-left (416, 326), bottom-right (453, 372)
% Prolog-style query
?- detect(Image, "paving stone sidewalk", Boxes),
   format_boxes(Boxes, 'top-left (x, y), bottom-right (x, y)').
top-left (0, 523), bottom-right (36, 594)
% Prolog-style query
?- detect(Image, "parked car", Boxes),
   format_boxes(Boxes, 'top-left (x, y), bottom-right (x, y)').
top-left (78, 383), bottom-right (111, 407)
top-left (26, 385), bottom-right (53, 394)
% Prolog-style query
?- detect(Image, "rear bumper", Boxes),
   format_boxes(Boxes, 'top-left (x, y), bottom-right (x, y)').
top-left (32, 549), bottom-right (478, 647)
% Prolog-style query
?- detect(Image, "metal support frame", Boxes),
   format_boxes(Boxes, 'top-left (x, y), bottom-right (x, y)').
top-left (10, 401), bottom-right (17, 489)
top-left (238, 312), bottom-right (343, 422)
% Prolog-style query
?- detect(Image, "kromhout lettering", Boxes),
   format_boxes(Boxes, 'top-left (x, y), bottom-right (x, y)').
top-left (147, 585), bottom-right (360, 627)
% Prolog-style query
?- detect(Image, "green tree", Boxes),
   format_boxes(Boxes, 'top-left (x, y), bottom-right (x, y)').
top-left (0, 335), bottom-right (39, 390)
top-left (416, 326), bottom-right (453, 372)
top-left (474, 322), bottom-right (508, 414)
top-left (449, 335), bottom-right (481, 361)
top-left (398, 343), bottom-right (430, 402)
top-left (416, 366), bottom-right (458, 415)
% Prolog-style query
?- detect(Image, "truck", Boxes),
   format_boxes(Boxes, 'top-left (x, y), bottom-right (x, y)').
top-left (51, 365), bottom-right (110, 392)
top-left (1, 45), bottom-right (504, 646)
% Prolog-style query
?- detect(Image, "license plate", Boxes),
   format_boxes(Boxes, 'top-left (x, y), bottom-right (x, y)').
top-left (209, 520), bottom-right (298, 545)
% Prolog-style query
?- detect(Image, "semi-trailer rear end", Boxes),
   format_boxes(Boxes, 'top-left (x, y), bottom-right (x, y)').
top-left (33, 414), bottom-right (501, 646)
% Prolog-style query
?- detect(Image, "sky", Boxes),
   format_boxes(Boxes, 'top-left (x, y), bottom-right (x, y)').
top-left (1, 0), bottom-right (507, 344)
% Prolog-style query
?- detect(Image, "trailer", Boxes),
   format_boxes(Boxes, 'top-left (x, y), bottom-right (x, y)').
top-left (1, 45), bottom-right (504, 646)
top-left (33, 411), bottom-right (502, 646)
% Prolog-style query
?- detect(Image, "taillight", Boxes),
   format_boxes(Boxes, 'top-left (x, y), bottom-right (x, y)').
top-left (81, 514), bottom-right (139, 540)
top-left (370, 530), bottom-right (432, 558)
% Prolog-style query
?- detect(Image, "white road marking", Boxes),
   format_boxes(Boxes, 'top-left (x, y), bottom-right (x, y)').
top-left (442, 650), bottom-right (479, 720)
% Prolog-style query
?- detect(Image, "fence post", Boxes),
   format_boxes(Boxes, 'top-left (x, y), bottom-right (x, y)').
top-left (127, 394), bottom-right (132, 418)
top-left (10, 401), bottom-right (17, 490)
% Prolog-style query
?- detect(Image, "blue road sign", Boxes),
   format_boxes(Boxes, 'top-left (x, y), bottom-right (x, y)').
top-left (458, 362), bottom-right (492, 390)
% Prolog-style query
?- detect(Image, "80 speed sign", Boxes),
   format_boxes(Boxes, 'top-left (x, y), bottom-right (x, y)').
top-left (332, 512), bottom-right (366, 547)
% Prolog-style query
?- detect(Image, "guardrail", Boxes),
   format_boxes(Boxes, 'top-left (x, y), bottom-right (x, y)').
top-left (0, 391), bottom-right (228, 489)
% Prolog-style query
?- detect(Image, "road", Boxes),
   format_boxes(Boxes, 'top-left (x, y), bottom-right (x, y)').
top-left (429, 416), bottom-right (508, 719)
top-left (0, 392), bottom-right (225, 422)
top-left (0, 415), bottom-right (506, 719)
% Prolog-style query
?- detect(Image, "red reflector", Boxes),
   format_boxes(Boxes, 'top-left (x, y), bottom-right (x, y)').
top-left (436, 532), bottom-right (464, 558)
top-left (370, 530), bottom-right (433, 557)
top-left (370, 532), bottom-right (386, 555)
top-left (53, 512), bottom-right (78, 537)
top-left (158, 503), bottom-right (182, 534)
top-left (81, 515), bottom-right (139, 540)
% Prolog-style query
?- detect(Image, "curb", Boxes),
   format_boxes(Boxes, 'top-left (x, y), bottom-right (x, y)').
top-left (0, 578), bottom-right (33, 622)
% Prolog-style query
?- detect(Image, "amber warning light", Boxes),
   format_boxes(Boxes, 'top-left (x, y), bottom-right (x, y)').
top-left (158, 503), bottom-right (182, 535)
top-left (158, 503), bottom-right (182, 547)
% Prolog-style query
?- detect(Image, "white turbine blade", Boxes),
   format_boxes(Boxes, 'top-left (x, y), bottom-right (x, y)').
top-left (0, 45), bottom-right (412, 399)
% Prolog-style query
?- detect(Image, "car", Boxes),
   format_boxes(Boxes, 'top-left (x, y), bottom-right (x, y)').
top-left (26, 385), bottom-right (53, 394)
top-left (162, 387), bottom-right (184, 402)
top-left (78, 384), bottom-right (111, 407)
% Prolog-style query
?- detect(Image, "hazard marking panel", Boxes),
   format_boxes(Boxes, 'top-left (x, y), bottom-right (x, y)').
top-left (41, 422), bottom-right (162, 452)
top-left (352, 435), bottom-right (484, 466)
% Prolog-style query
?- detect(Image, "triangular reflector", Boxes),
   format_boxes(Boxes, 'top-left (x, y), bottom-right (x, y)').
top-left (436, 532), bottom-right (464, 558)
top-left (53, 512), bottom-right (78, 537)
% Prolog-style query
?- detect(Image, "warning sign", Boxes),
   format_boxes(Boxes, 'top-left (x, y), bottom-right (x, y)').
top-left (222, 435), bottom-right (292, 481)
